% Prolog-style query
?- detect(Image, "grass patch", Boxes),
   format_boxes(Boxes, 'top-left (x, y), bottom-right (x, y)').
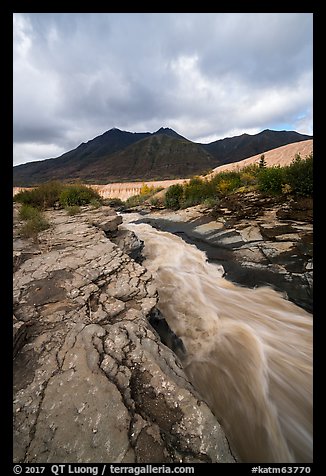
top-left (14, 181), bottom-right (102, 210)
top-left (89, 198), bottom-right (102, 209)
top-left (59, 184), bottom-right (102, 207)
top-left (65, 205), bottom-right (81, 216)
top-left (103, 198), bottom-right (125, 208)
top-left (19, 204), bottom-right (42, 221)
top-left (19, 215), bottom-right (50, 239)
top-left (125, 184), bottom-right (164, 208)
top-left (202, 197), bottom-right (220, 208)
top-left (14, 181), bottom-right (65, 209)
top-left (149, 197), bottom-right (161, 207)
top-left (18, 204), bottom-right (50, 239)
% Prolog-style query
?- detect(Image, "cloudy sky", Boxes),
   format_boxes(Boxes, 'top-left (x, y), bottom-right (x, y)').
top-left (13, 13), bottom-right (313, 166)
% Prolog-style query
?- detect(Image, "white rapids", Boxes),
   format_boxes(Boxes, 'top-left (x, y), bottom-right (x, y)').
top-left (125, 218), bottom-right (313, 463)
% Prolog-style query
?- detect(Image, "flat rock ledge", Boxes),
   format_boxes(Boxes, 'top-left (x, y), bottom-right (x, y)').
top-left (13, 205), bottom-right (235, 464)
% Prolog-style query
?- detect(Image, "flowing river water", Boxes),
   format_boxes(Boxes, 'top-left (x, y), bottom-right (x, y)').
top-left (123, 214), bottom-right (313, 463)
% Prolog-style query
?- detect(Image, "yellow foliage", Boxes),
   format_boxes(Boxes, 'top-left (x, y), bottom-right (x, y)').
top-left (218, 180), bottom-right (232, 193)
top-left (281, 183), bottom-right (292, 195)
top-left (241, 172), bottom-right (257, 185)
top-left (140, 183), bottom-right (155, 196)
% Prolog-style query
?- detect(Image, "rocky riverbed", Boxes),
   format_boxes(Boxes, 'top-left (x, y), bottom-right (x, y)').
top-left (13, 204), bottom-right (235, 464)
top-left (131, 192), bottom-right (313, 312)
top-left (13, 191), bottom-right (313, 463)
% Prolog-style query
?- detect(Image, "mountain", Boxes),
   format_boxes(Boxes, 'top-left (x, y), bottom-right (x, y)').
top-left (153, 127), bottom-right (187, 140)
top-left (13, 128), bottom-right (213, 186)
top-left (84, 133), bottom-right (215, 182)
top-left (13, 128), bottom-right (312, 186)
top-left (13, 128), bottom-right (152, 186)
top-left (200, 129), bottom-right (312, 165)
top-left (68, 128), bottom-right (152, 159)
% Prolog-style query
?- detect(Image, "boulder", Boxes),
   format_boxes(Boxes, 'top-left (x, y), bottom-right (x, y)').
top-left (88, 207), bottom-right (122, 233)
top-left (111, 228), bottom-right (144, 262)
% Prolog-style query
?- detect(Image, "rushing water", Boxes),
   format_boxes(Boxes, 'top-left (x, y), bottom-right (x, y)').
top-left (124, 217), bottom-right (313, 463)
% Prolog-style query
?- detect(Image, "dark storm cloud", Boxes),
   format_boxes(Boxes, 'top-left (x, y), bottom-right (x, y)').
top-left (13, 122), bottom-right (68, 144)
top-left (194, 13), bottom-right (312, 86)
top-left (13, 13), bottom-right (313, 165)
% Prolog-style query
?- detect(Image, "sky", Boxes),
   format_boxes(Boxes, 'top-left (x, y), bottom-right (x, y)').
top-left (13, 13), bottom-right (313, 166)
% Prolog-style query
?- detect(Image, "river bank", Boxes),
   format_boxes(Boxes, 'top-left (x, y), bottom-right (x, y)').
top-left (13, 200), bottom-right (312, 463)
top-left (123, 217), bottom-right (312, 463)
top-left (13, 203), bottom-right (235, 464)
top-left (122, 192), bottom-right (313, 312)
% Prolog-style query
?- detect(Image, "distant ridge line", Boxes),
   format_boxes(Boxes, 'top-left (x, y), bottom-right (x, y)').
top-left (13, 128), bottom-right (312, 187)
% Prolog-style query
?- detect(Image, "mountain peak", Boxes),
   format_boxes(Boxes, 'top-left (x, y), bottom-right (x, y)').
top-left (106, 127), bottom-right (124, 134)
top-left (153, 127), bottom-right (187, 140)
top-left (13, 128), bottom-right (312, 186)
top-left (156, 127), bottom-right (174, 133)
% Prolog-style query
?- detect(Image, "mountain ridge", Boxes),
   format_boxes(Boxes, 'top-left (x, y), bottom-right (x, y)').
top-left (13, 127), bottom-right (312, 186)
top-left (199, 129), bottom-right (312, 165)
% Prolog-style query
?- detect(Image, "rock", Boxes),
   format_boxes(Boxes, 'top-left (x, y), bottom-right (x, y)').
top-left (13, 206), bottom-right (235, 463)
top-left (148, 308), bottom-right (187, 361)
top-left (276, 197), bottom-right (313, 222)
top-left (90, 213), bottom-right (123, 233)
top-left (238, 225), bottom-right (263, 242)
top-left (13, 316), bottom-right (32, 358)
top-left (111, 228), bottom-right (144, 262)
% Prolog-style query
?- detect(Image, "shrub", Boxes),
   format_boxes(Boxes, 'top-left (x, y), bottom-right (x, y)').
top-left (125, 194), bottom-right (144, 208)
top-left (90, 198), bottom-right (102, 209)
top-left (284, 153), bottom-right (313, 196)
top-left (214, 172), bottom-right (241, 195)
top-left (217, 179), bottom-right (232, 194)
top-left (18, 203), bottom-right (50, 238)
top-left (257, 166), bottom-right (286, 194)
top-left (164, 184), bottom-right (184, 209)
top-left (65, 205), bottom-right (81, 216)
top-left (124, 186), bottom-right (163, 208)
top-left (240, 165), bottom-right (260, 186)
top-left (180, 197), bottom-right (199, 209)
top-left (103, 198), bottom-right (125, 208)
top-left (181, 177), bottom-right (212, 207)
top-left (150, 197), bottom-right (160, 207)
top-left (14, 181), bottom-right (65, 209)
top-left (203, 197), bottom-right (220, 208)
top-left (241, 164), bottom-right (260, 175)
top-left (19, 204), bottom-right (41, 221)
top-left (14, 189), bottom-right (36, 206)
top-left (163, 172), bottom-right (242, 210)
top-left (19, 215), bottom-right (50, 239)
top-left (140, 183), bottom-right (155, 196)
top-left (59, 184), bottom-right (101, 207)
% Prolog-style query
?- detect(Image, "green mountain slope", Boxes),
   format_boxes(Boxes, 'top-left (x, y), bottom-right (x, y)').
top-left (13, 127), bottom-right (312, 186)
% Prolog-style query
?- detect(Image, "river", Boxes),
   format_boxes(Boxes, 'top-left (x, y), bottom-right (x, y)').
top-left (123, 213), bottom-right (313, 463)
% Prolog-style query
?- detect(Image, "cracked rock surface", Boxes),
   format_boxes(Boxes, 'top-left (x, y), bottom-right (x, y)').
top-left (13, 205), bottom-right (234, 463)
